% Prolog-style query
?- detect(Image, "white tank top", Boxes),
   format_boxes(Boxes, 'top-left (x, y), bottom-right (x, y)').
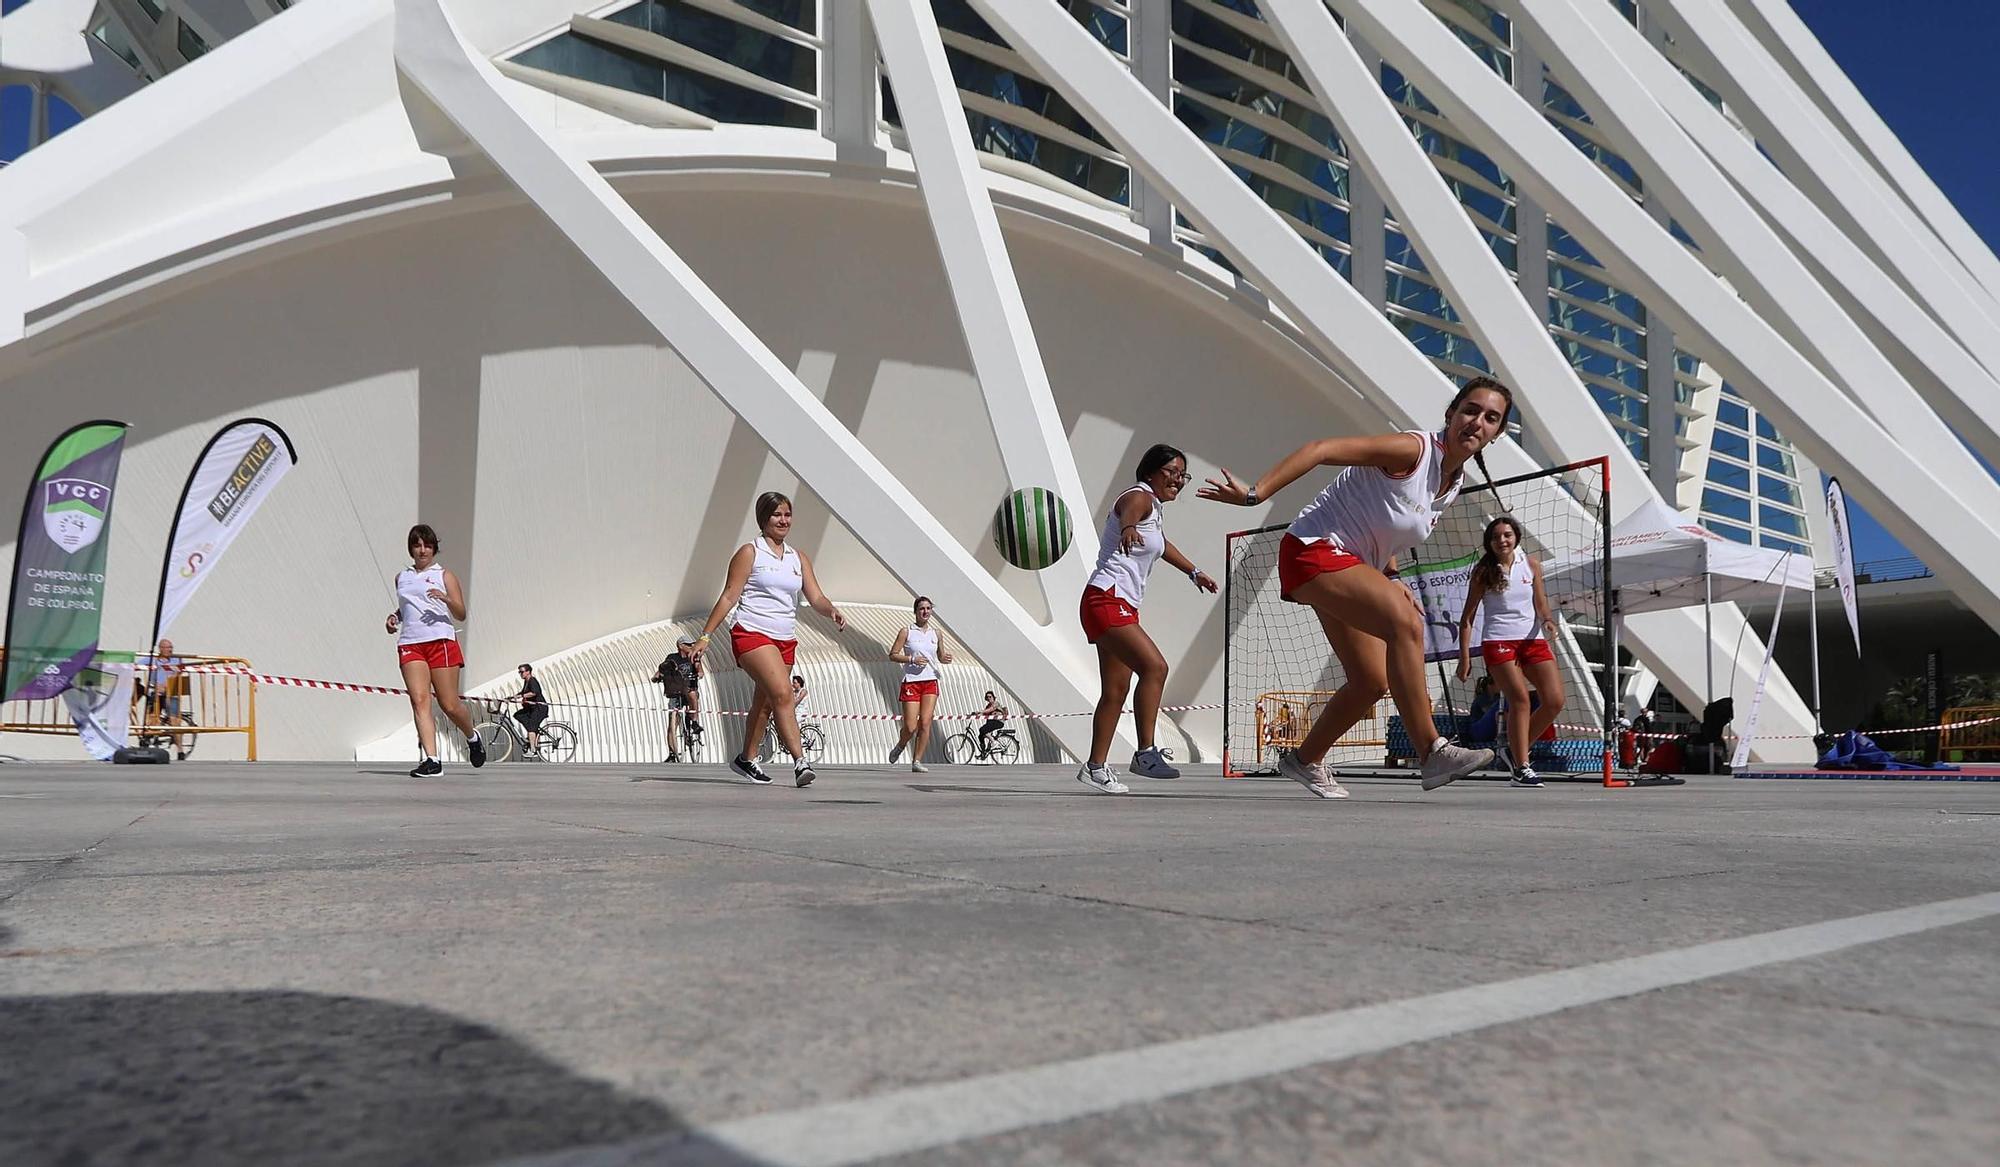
top-left (1086, 484), bottom-right (1164, 606)
top-left (902, 624), bottom-right (940, 682)
top-left (1287, 431), bottom-right (1462, 570)
top-left (732, 540), bottom-right (803, 639)
top-left (1480, 554), bottom-right (1540, 643)
top-left (396, 564), bottom-right (457, 645)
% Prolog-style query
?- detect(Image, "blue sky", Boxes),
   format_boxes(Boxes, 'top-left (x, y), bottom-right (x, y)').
top-left (1, 0), bottom-right (1994, 563)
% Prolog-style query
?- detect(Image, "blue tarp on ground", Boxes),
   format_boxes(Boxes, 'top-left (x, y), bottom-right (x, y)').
top-left (1817, 730), bottom-right (1957, 772)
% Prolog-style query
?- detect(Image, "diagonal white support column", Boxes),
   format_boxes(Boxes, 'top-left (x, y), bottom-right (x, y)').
top-left (865, 0), bottom-right (1090, 605)
top-left (1562, 0), bottom-right (2000, 469)
top-left (1728, 0), bottom-right (2000, 305)
top-left (1645, 0), bottom-right (2000, 357)
top-left (1327, 0), bottom-right (2000, 634)
top-left (392, 0), bottom-right (1123, 763)
top-left (1259, 0), bottom-right (1647, 506)
top-left (1511, 0), bottom-right (2000, 528)
top-left (970, 0), bottom-right (1815, 753)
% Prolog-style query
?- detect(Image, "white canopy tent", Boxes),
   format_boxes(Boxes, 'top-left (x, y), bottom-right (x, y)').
top-left (1545, 495), bottom-right (1818, 714)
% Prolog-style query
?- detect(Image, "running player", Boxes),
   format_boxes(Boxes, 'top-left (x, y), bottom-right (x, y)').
top-left (1456, 515), bottom-right (1566, 788)
top-left (1077, 443), bottom-right (1218, 794)
top-left (1199, 378), bottom-right (1512, 797)
top-left (384, 523), bottom-right (484, 777)
top-left (689, 492), bottom-right (845, 787)
top-left (887, 596), bottom-right (953, 773)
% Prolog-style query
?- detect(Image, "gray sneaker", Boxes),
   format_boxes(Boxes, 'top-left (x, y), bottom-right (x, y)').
top-left (794, 761), bottom-right (816, 788)
top-left (888, 740), bottom-right (906, 765)
top-left (910, 760), bottom-right (928, 774)
top-left (1076, 763), bottom-right (1130, 794)
top-left (1128, 746), bottom-right (1180, 780)
top-left (1278, 751), bottom-right (1349, 799)
top-left (1421, 741), bottom-right (1494, 791)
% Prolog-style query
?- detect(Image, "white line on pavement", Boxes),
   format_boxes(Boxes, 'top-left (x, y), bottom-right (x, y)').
top-left (518, 890), bottom-right (2000, 1167)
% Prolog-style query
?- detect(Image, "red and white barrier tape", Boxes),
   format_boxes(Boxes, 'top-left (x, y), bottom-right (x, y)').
top-left (186, 666), bottom-right (1996, 740)
top-left (183, 665), bottom-right (1219, 720)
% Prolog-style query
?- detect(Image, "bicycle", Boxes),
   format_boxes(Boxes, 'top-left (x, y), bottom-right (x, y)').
top-left (943, 723), bottom-right (1021, 764)
top-left (757, 720), bottom-right (825, 764)
top-left (132, 687), bottom-right (197, 760)
top-left (666, 702), bottom-right (703, 762)
top-left (472, 698), bottom-right (577, 763)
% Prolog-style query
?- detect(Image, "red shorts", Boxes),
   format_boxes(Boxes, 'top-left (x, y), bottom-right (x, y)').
top-left (899, 679), bottom-right (940, 704)
top-left (1482, 637), bottom-right (1554, 666)
top-left (731, 625), bottom-right (798, 666)
top-left (1277, 533), bottom-right (1364, 602)
top-left (397, 638), bottom-right (465, 669)
top-left (1078, 585), bottom-right (1140, 645)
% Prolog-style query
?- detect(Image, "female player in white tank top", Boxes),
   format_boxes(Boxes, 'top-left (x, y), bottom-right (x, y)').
top-left (1200, 378), bottom-right (1513, 798)
top-left (691, 491), bottom-right (845, 788)
top-left (383, 522), bottom-right (484, 778)
top-left (1456, 515), bottom-right (1566, 788)
top-left (888, 596), bottom-right (954, 773)
top-left (1076, 443), bottom-right (1218, 794)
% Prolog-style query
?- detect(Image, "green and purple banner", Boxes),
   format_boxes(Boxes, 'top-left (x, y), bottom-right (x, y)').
top-left (4, 421), bottom-right (130, 703)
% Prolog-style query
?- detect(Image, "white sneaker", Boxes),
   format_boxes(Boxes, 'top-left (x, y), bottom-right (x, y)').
top-left (1510, 767), bottom-right (1544, 788)
top-left (1128, 746), bottom-right (1180, 780)
top-left (888, 740), bottom-right (906, 765)
top-left (1076, 763), bottom-right (1129, 794)
top-left (1421, 740), bottom-right (1494, 791)
top-left (911, 760), bottom-right (928, 774)
top-left (1278, 751), bottom-right (1349, 799)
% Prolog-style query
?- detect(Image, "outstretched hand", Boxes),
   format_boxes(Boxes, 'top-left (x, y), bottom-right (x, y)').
top-left (1197, 468), bottom-right (1251, 505)
top-left (1191, 570), bottom-right (1219, 594)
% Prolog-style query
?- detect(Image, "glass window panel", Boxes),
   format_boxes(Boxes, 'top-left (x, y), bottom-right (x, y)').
top-left (1758, 475), bottom-right (1802, 507)
top-left (1707, 459), bottom-right (1750, 492)
top-left (1712, 429), bottom-right (1749, 461)
top-left (1756, 443), bottom-right (1795, 475)
top-left (1760, 507), bottom-right (1807, 537)
top-left (1754, 412), bottom-right (1778, 440)
top-left (1702, 488), bottom-right (1752, 522)
top-left (1716, 399), bottom-right (1748, 430)
top-left (1707, 519), bottom-right (1753, 544)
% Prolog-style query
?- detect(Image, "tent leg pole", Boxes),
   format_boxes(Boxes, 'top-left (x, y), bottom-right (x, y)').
top-left (1809, 567), bottom-right (1822, 737)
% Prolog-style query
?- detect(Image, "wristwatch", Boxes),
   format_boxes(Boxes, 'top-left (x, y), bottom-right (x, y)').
top-left (1244, 485), bottom-right (1259, 507)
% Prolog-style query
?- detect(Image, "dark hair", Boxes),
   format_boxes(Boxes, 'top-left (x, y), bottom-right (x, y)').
top-left (755, 492), bottom-right (791, 531)
top-left (1135, 443), bottom-right (1186, 483)
top-left (1472, 515), bottom-right (1526, 593)
top-left (408, 523), bottom-right (440, 553)
top-left (517, 663), bottom-right (533, 672)
top-left (1449, 376), bottom-right (1514, 509)
top-left (913, 596), bottom-right (933, 616)
top-left (792, 674), bottom-right (805, 685)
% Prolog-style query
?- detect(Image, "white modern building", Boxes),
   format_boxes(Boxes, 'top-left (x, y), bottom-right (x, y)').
top-left (4, 0), bottom-right (1998, 763)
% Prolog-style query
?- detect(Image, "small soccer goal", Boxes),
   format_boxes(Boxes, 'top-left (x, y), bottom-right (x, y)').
top-left (1223, 457), bottom-right (1615, 779)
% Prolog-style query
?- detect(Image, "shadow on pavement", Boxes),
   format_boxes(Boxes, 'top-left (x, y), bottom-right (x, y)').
top-left (0, 990), bottom-right (771, 1167)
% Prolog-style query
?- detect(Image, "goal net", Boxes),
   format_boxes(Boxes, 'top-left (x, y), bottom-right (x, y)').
top-left (1223, 457), bottom-right (1612, 777)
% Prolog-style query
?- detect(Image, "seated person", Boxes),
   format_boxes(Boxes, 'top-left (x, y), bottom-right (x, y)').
top-left (652, 637), bottom-right (702, 762)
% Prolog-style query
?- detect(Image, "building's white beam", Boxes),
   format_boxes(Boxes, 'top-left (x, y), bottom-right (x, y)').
top-left (819, 0), bottom-right (882, 160)
top-left (392, 0), bottom-right (1123, 763)
top-left (1327, 0), bottom-right (2000, 635)
top-left (1726, 0), bottom-right (2000, 306)
top-left (1260, 0), bottom-right (1648, 506)
top-left (1561, 0), bottom-right (2000, 471)
top-left (1514, 0), bottom-right (2000, 527)
top-left (971, 0), bottom-right (1816, 756)
top-left (1646, 0), bottom-right (2000, 367)
top-left (865, 0), bottom-right (1091, 606)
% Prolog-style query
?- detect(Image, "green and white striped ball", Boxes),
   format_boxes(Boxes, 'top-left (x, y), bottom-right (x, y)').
top-left (992, 487), bottom-right (1074, 571)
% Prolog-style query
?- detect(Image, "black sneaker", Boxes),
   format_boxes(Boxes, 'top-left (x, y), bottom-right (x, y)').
top-left (468, 735), bottom-right (487, 769)
top-left (730, 755), bottom-right (772, 784)
top-left (1510, 766), bottom-right (1545, 788)
top-left (410, 757), bottom-right (443, 778)
top-left (794, 761), bottom-right (816, 788)
top-left (664, 754), bottom-right (680, 764)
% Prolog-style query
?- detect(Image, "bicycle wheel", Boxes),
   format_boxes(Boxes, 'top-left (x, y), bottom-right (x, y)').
top-left (799, 724), bottom-right (824, 763)
top-left (943, 733), bottom-right (974, 765)
top-left (177, 713), bottom-right (199, 759)
top-left (539, 721), bottom-right (577, 763)
top-left (473, 721), bottom-right (516, 763)
top-left (989, 732), bottom-right (1021, 764)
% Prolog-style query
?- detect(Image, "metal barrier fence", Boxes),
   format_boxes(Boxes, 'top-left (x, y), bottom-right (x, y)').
top-left (1940, 705), bottom-right (2000, 763)
top-left (0, 652), bottom-right (258, 759)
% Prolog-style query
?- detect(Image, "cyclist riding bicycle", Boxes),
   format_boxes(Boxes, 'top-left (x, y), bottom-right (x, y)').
top-left (977, 691), bottom-right (1008, 757)
top-left (653, 636), bottom-right (703, 762)
top-left (512, 663), bottom-right (548, 755)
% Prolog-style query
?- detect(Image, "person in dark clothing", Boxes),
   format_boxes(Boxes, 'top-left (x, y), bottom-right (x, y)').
top-left (513, 663), bottom-right (549, 755)
top-left (652, 636), bottom-right (703, 762)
